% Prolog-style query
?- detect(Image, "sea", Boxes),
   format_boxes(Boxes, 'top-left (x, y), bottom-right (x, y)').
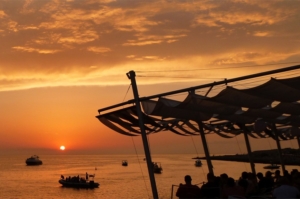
top-left (1, 153), bottom-right (300, 199)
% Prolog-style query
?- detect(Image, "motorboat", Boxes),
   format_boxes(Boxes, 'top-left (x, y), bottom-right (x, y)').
top-left (26, 155), bottom-right (42, 165)
top-left (263, 163), bottom-right (280, 169)
top-left (153, 162), bottom-right (163, 174)
top-left (59, 174), bottom-right (99, 188)
top-left (195, 159), bottom-right (202, 167)
top-left (122, 160), bottom-right (128, 166)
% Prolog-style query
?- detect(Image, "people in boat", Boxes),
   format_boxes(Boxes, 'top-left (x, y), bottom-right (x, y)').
top-left (176, 175), bottom-right (201, 199)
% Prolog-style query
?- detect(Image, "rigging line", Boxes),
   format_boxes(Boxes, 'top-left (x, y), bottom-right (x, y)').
top-left (190, 135), bottom-right (205, 182)
top-left (190, 136), bottom-right (199, 157)
top-left (136, 75), bottom-right (225, 79)
top-left (131, 136), bottom-right (151, 199)
top-left (135, 61), bottom-right (300, 73)
top-left (122, 83), bottom-right (132, 102)
top-left (235, 135), bottom-right (248, 171)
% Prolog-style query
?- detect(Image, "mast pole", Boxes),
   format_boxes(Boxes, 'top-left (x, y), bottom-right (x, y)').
top-left (127, 70), bottom-right (159, 199)
top-left (197, 122), bottom-right (214, 174)
top-left (243, 131), bottom-right (256, 176)
top-left (272, 124), bottom-right (286, 174)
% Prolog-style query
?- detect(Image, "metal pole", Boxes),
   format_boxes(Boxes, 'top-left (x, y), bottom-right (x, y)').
top-left (243, 131), bottom-right (256, 176)
top-left (272, 124), bottom-right (286, 173)
top-left (127, 70), bottom-right (159, 199)
top-left (197, 122), bottom-right (214, 174)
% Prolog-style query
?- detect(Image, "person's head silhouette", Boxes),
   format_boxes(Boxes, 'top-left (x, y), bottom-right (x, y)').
top-left (184, 175), bottom-right (192, 184)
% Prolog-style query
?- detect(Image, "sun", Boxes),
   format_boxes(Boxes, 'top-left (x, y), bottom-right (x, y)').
top-left (60, 146), bottom-right (65, 150)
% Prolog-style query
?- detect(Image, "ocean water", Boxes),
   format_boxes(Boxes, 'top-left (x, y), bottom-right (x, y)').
top-left (1, 153), bottom-right (300, 199)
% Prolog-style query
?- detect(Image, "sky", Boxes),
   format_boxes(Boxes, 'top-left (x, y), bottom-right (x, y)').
top-left (0, 0), bottom-right (300, 155)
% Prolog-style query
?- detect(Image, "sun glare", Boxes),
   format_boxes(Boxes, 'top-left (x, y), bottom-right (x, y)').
top-left (60, 146), bottom-right (65, 150)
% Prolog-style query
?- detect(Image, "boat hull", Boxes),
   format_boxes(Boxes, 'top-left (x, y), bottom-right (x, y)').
top-left (59, 179), bottom-right (100, 188)
top-left (26, 155), bottom-right (43, 166)
top-left (26, 161), bottom-right (42, 166)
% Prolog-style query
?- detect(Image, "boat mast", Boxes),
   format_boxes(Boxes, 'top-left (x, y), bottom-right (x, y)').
top-left (126, 70), bottom-right (159, 199)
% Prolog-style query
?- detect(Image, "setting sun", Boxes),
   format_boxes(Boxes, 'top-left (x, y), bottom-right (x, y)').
top-left (60, 146), bottom-right (65, 150)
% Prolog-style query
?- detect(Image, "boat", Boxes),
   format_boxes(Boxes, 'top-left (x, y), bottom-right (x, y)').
top-left (25, 155), bottom-right (42, 165)
top-left (153, 162), bottom-right (163, 174)
top-left (122, 160), bottom-right (128, 166)
top-left (195, 159), bottom-right (202, 167)
top-left (263, 163), bottom-right (280, 169)
top-left (59, 174), bottom-right (99, 188)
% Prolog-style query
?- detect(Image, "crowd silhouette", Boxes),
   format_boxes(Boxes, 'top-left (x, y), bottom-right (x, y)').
top-left (176, 169), bottom-right (300, 199)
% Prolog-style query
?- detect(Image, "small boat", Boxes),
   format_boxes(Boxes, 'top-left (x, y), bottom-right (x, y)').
top-left (122, 160), bottom-right (128, 166)
top-left (59, 174), bottom-right (99, 188)
top-left (26, 155), bottom-right (42, 165)
top-left (195, 159), bottom-right (202, 167)
top-left (263, 163), bottom-right (280, 169)
top-left (153, 162), bottom-right (163, 174)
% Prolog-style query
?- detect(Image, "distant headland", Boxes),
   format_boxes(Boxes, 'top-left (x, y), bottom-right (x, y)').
top-left (198, 148), bottom-right (300, 165)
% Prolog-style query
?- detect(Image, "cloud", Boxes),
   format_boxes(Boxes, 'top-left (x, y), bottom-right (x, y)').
top-left (0, 10), bottom-right (7, 18)
top-left (0, 0), bottom-right (299, 92)
top-left (87, 46), bottom-right (111, 53)
top-left (12, 46), bottom-right (60, 54)
top-left (253, 31), bottom-right (271, 37)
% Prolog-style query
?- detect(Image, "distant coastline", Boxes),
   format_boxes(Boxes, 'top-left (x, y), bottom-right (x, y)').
top-left (198, 148), bottom-right (300, 165)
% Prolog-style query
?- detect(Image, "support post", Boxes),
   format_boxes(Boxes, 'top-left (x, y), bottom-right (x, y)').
top-left (297, 136), bottom-right (300, 149)
top-left (243, 131), bottom-right (256, 176)
top-left (272, 124), bottom-right (286, 174)
top-left (127, 70), bottom-right (159, 199)
top-left (197, 122), bottom-right (214, 175)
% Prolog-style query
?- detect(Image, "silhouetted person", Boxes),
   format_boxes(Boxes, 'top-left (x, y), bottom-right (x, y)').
top-left (176, 175), bottom-right (201, 199)
top-left (200, 172), bottom-right (220, 198)
top-left (221, 177), bottom-right (245, 199)
top-left (238, 171), bottom-right (249, 192)
top-left (274, 170), bottom-right (281, 186)
top-left (265, 171), bottom-right (274, 190)
top-left (246, 172), bottom-right (258, 196)
top-left (220, 173), bottom-right (229, 190)
top-left (272, 177), bottom-right (300, 199)
top-left (257, 172), bottom-right (273, 194)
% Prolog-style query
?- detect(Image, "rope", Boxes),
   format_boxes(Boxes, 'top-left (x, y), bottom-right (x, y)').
top-left (122, 83), bottom-right (131, 102)
top-left (191, 135), bottom-right (206, 183)
top-left (131, 137), bottom-right (150, 199)
top-left (235, 135), bottom-right (248, 171)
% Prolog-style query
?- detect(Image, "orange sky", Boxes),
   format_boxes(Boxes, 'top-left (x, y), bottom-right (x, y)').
top-left (0, 0), bottom-right (300, 155)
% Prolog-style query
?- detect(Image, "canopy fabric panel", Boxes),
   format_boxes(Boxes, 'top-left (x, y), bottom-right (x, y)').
top-left (96, 75), bottom-right (300, 141)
